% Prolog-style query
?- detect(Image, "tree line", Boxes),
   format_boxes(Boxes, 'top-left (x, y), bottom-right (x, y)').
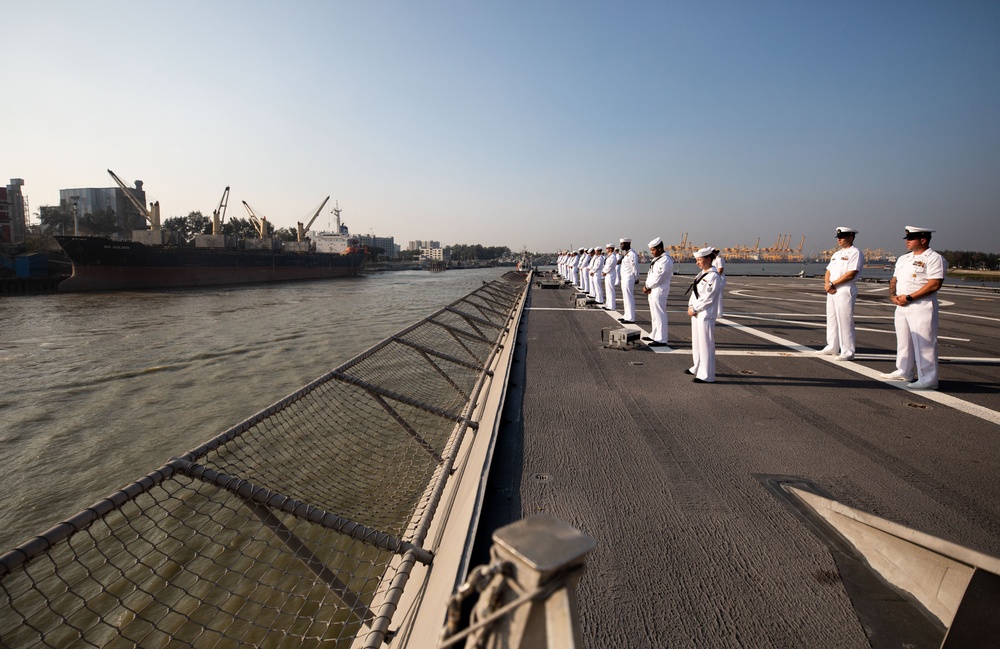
top-left (940, 250), bottom-right (999, 270)
top-left (35, 203), bottom-right (299, 243)
top-left (446, 244), bottom-right (512, 260)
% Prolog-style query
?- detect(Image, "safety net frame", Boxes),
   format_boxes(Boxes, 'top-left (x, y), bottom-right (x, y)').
top-left (1, 271), bottom-right (529, 648)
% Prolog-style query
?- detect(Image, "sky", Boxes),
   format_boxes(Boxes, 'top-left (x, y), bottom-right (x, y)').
top-left (4, 1), bottom-right (999, 256)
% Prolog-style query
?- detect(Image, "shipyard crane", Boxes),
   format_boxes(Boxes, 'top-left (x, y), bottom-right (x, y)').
top-left (241, 201), bottom-right (270, 238)
top-left (296, 195), bottom-right (330, 242)
top-left (211, 186), bottom-right (230, 235)
top-left (107, 169), bottom-right (160, 230)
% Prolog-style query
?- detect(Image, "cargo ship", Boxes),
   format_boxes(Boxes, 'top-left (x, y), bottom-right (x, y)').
top-left (54, 235), bottom-right (368, 292)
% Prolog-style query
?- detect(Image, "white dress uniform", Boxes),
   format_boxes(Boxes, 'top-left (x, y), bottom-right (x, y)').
top-left (891, 243), bottom-right (946, 386)
top-left (590, 250), bottom-right (605, 304)
top-left (645, 244), bottom-right (674, 344)
top-left (712, 254), bottom-right (725, 274)
top-left (824, 241), bottom-right (863, 357)
top-left (578, 251), bottom-right (590, 292)
top-left (619, 244), bottom-right (640, 322)
top-left (569, 253), bottom-right (578, 286)
top-left (687, 262), bottom-right (725, 382)
top-left (602, 247), bottom-right (618, 310)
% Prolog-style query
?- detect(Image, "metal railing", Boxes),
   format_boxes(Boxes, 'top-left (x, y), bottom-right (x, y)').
top-left (1, 271), bottom-right (529, 649)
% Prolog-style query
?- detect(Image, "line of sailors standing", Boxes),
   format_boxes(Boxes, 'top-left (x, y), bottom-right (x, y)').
top-left (555, 237), bottom-right (726, 383)
top-left (556, 225), bottom-right (944, 389)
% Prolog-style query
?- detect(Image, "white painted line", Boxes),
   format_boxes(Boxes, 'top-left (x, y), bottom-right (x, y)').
top-left (716, 317), bottom-right (1000, 426)
top-left (721, 313), bottom-right (970, 342)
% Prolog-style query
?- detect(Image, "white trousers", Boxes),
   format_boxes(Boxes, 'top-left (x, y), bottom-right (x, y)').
top-left (689, 313), bottom-right (716, 382)
top-left (604, 274), bottom-right (616, 310)
top-left (592, 272), bottom-right (604, 304)
top-left (647, 286), bottom-right (668, 343)
top-left (580, 269), bottom-right (588, 292)
top-left (825, 283), bottom-right (857, 355)
top-left (894, 298), bottom-right (939, 384)
top-left (621, 275), bottom-right (637, 321)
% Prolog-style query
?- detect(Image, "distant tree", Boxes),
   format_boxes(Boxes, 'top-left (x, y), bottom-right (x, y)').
top-left (80, 208), bottom-right (120, 236)
top-left (398, 249), bottom-right (421, 261)
top-left (162, 211), bottom-right (211, 243)
top-left (447, 243), bottom-right (512, 261)
top-left (222, 217), bottom-right (260, 239)
top-left (273, 227), bottom-right (297, 242)
top-left (941, 250), bottom-right (999, 271)
top-left (38, 203), bottom-right (76, 235)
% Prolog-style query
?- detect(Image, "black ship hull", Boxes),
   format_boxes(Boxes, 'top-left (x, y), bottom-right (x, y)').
top-left (55, 236), bottom-right (368, 292)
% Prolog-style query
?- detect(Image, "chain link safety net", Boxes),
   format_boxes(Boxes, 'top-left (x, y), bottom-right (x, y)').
top-left (1, 271), bottom-right (529, 649)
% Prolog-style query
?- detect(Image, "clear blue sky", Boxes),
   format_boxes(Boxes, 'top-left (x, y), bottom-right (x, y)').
top-left (5, 1), bottom-right (999, 256)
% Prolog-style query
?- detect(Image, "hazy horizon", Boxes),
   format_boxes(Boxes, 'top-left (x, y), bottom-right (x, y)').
top-left (5, 1), bottom-right (999, 256)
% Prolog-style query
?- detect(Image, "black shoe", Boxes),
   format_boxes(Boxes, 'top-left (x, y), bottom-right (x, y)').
top-left (641, 336), bottom-right (652, 341)
top-left (618, 319), bottom-right (635, 324)
top-left (684, 369), bottom-right (694, 375)
top-left (692, 378), bottom-right (706, 383)
top-left (647, 341), bottom-right (667, 347)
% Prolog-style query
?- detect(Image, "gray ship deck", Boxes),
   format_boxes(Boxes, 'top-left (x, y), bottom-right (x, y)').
top-left (478, 274), bottom-right (1000, 647)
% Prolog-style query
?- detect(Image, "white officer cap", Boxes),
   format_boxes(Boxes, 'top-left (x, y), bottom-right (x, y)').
top-left (694, 246), bottom-right (716, 259)
top-left (620, 237), bottom-right (631, 243)
top-left (648, 236), bottom-right (663, 248)
top-left (904, 226), bottom-right (934, 239)
top-left (835, 227), bottom-right (857, 237)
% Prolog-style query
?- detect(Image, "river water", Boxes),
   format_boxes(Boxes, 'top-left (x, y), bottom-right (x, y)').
top-left (0, 268), bottom-right (508, 551)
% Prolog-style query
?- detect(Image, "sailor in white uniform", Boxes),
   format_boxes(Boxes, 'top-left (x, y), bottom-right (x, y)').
top-left (618, 238), bottom-right (640, 323)
top-left (642, 237), bottom-right (674, 347)
top-left (602, 243), bottom-right (618, 311)
top-left (712, 249), bottom-right (725, 275)
top-left (578, 248), bottom-right (591, 293)
top-left (817, 227), bottom-right (863, 360)
top-left (589, 246), bottom-right (605, 305)
top-left (686, 247), bottom-right (725, 382)
top-left (880, 226), bottom-right (946, 390)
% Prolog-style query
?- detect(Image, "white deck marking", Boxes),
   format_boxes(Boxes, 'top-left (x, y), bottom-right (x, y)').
top-left (721, 313), bottom-right (970, 342)
top-left (716, 317), bottom-right (1000, 425)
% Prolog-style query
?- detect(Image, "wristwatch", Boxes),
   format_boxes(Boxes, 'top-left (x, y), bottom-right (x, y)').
top-left (905, 295), bottom-right (913, 303)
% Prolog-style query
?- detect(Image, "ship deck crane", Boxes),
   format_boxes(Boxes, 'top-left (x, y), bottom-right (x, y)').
top-left (212, 187), bottom-right (230, 235)
top-left (297, 196), bottom-right (330, 241)
top-left (241, 201), bottom-right (269, 238)
top-left (107, 169), bottom-right (159, 230)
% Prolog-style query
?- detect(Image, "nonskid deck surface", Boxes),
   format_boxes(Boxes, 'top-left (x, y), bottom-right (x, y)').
top-left (479, 275), bottom-right (1000, 648)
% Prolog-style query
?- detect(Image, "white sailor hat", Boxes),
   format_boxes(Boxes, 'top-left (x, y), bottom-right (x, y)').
top-left (694, 246), bottom-right (715, 259)
top-left (578, 248), bottom-right (585, 252)
top-left (835, 227), bottom-right (857, 237)
top-left (620, 237), bottom-right (631, 244)
top-left (904, 226), bottom-right (934, 239)
top-left (648, 236), bottom-right (663, 248)
top-left (606, 243), bottom-right (614, 248)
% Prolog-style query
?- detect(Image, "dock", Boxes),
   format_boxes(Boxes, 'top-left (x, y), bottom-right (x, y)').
top-left (476, 273), bottom-right (1000, 647)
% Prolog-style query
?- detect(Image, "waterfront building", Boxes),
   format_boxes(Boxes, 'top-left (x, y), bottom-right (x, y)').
top-left (2, 179), bottom-right (27, 244)
top-left (357, 234), bottom-right (397, 258)
top-left (58, 181), bottom-right (147, 232)
top-left (421, 246), bottom-right (449, 261)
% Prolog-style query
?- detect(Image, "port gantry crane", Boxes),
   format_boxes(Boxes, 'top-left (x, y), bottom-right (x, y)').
top-left (212, 186), bottom-right (230, 235)
top-left (107, 169), bottom-right (160, 230)
top-left (296, 196), bottom-right (330, 242)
